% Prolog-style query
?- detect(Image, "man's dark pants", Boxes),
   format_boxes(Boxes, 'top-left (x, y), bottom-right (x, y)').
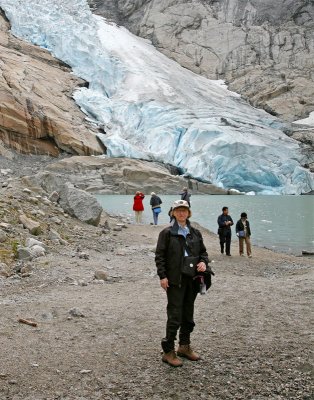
top-left (161, 275), bottom-right (198, 353)
top-left (219, 230), bottom-right (231, 255)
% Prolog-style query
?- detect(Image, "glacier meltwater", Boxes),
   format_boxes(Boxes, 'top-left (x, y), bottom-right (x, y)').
top-left (1, 0), bottom-right (313, 194)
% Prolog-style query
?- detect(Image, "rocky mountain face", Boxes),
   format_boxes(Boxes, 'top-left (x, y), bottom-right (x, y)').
top-left (0, 10), bottom-right (103, 156)
top-left (40, 156), bottom-right (230, 195)
top-left (89, 0), bottom-right (314, 123)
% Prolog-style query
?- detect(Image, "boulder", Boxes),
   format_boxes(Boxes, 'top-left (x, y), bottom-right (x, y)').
top-left (57, 183), bottom-right (102, 226)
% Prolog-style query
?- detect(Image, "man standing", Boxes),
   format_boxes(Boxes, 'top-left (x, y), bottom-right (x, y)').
top-left (150, 192), bottom-right (162, 225)
top-left (217, 206), bottom-right (234, 256)
top-left (180, 187), bottom-right (191, 207)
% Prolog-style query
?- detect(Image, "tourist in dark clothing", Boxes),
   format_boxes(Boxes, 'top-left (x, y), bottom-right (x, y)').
top-left (155, 199), bottom-right (213, 367)
top-left (236, 212), bottom-right (252, 257)
top-left (180, 187), bottom-right (191, 206)
top-left (217, 206), bottom-right (234, 256)
top-left (150, 192), bottom-right (162, 225)
top-left (168, 207), bottom-right (174, 223)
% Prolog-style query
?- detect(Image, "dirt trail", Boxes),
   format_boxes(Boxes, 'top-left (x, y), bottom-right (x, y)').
top-left (0, 212), bottom-right (313, 400)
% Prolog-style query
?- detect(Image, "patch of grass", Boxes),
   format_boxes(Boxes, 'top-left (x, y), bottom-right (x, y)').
top-left (11, 240), bottom-right (20, 259)
top-left (0, 249), bottom-right (14, 264)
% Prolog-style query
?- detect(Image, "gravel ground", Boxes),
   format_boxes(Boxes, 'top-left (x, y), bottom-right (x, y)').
top-left (0, 153), bottom-right (313, 399)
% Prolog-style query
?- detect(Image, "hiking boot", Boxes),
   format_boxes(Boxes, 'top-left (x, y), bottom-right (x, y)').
top-left (177, 344), bottom-right (200, 361)
top-left (162, 350), bottom-right (183, 367)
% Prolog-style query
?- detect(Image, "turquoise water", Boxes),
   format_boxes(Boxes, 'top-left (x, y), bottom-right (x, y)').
top-left (95, 195), bottom-right (314, 255)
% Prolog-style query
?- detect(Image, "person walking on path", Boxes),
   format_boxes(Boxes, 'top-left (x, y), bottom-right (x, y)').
top-left (180, 187), bottom-right (191, 207)
top-left (155, 199), bottom-right (213, 367)
top-left (217, 206), bottom-right (234, 256)
top-left (150, 192), bottom-right (162, 225)
top-left (133, 191), bottom-right (145, 224)
top-left (236, 212), bottom-right (252, 258)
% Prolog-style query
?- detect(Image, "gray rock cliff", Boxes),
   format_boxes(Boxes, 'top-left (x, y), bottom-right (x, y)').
top-left (88, 0), bottom-right (314, 123)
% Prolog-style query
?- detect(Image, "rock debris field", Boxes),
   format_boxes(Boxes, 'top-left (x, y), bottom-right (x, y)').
top-left (0, 156), bottom-right (313, 400)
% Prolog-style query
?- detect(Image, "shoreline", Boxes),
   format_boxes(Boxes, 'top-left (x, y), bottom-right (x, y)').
top-left (104, 207), bottom-right (313, 258)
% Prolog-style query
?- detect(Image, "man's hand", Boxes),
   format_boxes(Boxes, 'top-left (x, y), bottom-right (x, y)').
top-left (197, 262), bottom-right (206, 272)
top-left (160, 278), bottom-right (169, 291)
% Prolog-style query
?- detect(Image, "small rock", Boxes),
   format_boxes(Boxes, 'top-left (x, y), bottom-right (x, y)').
top-left (116, 223), bottom-right (127, 228)
top-left (0, 263), bottom-right (10, 278)
top-left (94, 270), bottom-right (108, 281)
top-left (26, 238), bottom-right (46, 249)
top-left (48, 229), bottom-right (67, 244)
top-left (23, 188), bottom-right (32, 194)
top-left (19, 214), bottom-right (41, 235)
top-left (28, 197), bottom-right (39, 204)
top-left (17, 247), bottom-right (33, 261)
top-left (49, 191), bottom-right (60, 203)
top-left (78, 252), bottom-right (89, 260)
top-left (20, 264), bottom-right (33, 275)
top-left (42, 198), bottom-right (52, 206)
top-left (50, 216), bottom-right (62, 225)
top-left (80, 369), bottom-right (92, 374)
top-left (0, 229), bottom-right (7, 243)
top-left (69, 308), bottom-right (85, 318)
top-left (30, 245), bottom-right (46, 258)
top-left (1, 169), bottom-right (12, 175)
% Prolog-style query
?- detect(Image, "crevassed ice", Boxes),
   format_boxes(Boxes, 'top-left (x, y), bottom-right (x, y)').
top-left (1, 0), bottom-right (313, 194)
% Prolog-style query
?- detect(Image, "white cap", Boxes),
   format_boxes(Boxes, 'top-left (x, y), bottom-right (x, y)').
top-left (172, 200), bottom-right (190, 210)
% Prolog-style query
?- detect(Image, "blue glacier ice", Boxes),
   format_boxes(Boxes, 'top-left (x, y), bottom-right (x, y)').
top-left (1, 0), bottom-right (313, 194)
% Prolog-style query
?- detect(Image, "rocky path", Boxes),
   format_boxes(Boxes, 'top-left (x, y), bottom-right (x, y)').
top-left (0, 210), bottom-right (313, 399)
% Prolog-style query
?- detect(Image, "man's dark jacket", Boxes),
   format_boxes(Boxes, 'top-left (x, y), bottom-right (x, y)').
top-left (155, 220), bottom-right (210, 286)
top-left (150, 195), bottom-right (162, 208)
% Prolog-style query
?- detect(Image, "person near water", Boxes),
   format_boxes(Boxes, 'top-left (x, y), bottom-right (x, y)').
top-left (235, 212), bottom-right (252, 258)
top-left (168, 207), bottom-right (174, 223)
top-left (150, 192), bottom-right (162, 225)
top-left (217, 206), bottom-right (234, 256)
top-left (180, 187), bottom-right (191, 206)
top-left (155, 199), bottom-right (213, 367)
top-left (133, 191), bottom-right (145, 224)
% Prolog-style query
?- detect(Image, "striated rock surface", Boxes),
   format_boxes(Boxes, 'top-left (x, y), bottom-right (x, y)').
top-left (25, 156), bottom-right (230, 195)
top-left (89, 0), bottom-right (314, 123)
top-left (0, 10), bottom-right (103, 156)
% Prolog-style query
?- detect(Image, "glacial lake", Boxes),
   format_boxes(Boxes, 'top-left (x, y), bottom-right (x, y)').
top-left (95, 195), bottom-right (314, 256)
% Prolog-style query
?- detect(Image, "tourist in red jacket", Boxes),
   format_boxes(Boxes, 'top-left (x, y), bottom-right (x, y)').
top-left (133, 191), bottom-right (145, 224)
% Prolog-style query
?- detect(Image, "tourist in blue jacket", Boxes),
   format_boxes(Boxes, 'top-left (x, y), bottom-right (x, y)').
top-left (150, 192), bottom-right (162, 225)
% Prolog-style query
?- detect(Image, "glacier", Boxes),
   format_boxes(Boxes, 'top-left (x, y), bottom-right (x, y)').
top-left (0, 0), bottom-right (313, 194)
